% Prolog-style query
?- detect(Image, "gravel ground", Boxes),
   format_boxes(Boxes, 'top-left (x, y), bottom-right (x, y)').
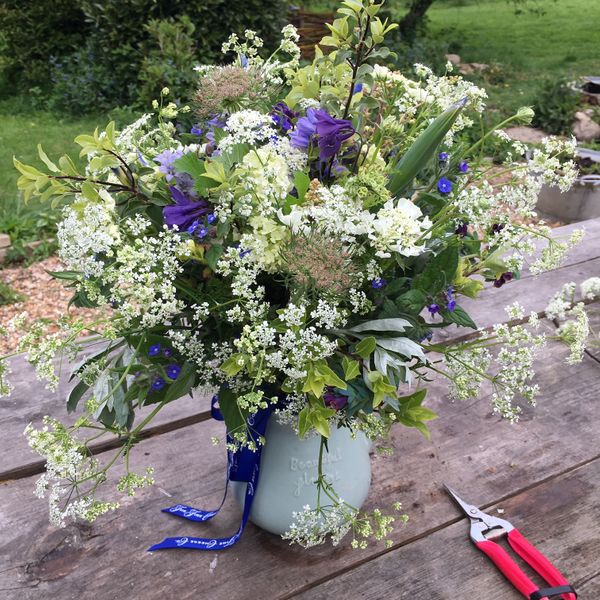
top-left (0, 256), bottom-right (103, 355)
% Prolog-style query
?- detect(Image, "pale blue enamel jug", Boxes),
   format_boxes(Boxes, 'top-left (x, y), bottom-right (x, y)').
top-left (231, 417), bottom-right (372, 535)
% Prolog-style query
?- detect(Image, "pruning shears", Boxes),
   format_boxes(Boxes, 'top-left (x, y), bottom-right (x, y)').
top-left (444, 485), bottom-right (577, 600)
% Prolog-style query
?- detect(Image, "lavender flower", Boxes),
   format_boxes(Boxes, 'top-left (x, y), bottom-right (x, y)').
top-left (154, 149), bottom-right (184, 182)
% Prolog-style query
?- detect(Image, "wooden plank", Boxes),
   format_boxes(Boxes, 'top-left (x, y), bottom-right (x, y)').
top-left (438, 256), bottom-right (600, 344)
top-left (292, 457), bottom-right (600, 599)
top-left (1, 337), bottom-right (599, 599)
top-left (0, 355), bottom-right (211, 480)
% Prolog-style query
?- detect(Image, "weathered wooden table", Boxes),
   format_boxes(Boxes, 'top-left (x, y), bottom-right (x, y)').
top-left (1, 219), bottom-right (600, 600)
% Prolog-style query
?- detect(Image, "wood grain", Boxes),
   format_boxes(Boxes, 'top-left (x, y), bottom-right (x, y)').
top-left (0, 355), bottom-right (212, 480)
top-left (1, 337), bottom-right (599, 600)
top-left (292, 457), bottom-right (600, 599)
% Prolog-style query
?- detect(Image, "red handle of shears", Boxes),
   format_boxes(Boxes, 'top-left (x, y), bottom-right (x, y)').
top-left (477, 529), bottom-right (575, 600)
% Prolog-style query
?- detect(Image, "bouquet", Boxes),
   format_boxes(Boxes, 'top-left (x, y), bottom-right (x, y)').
top-left (3, 0), bottom-right (589, 549)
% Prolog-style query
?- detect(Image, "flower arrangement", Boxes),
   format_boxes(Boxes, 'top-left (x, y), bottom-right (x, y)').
top-left (2, 0), bottom-right (590, 549)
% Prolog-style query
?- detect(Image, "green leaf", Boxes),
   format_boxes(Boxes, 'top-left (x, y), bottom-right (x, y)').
top-left (220, 354), bottom-right (244, 377)
top-left (413, 245), bottom-right (459, 297)
top-left (348, 317), bottom-right (411, 334)
top-left (205, 244), bottom-right (223, 270)
top-left (67, 379), bottom-right (90, 413)
top-left (37, 144), bottom-right (59, 173)
top-left (355, 336), bottom-right (377, 359)
top-left (395, 289), bottom-right (428, 314)
top-left (293, 171), bottom-right (311, 201)
top-left (342, 357), bottom-right (360, 381)
top-left (217, 387), bottom-right (246, 434)
top-left (442, 305), bottom-right (477, 329)
top-left (388, 101), bottom-right (465, 195)
top-left (173, 153), bottom-right (205, 178)
top-left (298, 405), bottom-right (310, 438)
top-left (164, 363), bottom-right (196, 403)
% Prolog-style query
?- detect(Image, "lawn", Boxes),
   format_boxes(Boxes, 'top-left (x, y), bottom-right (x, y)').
top-left (427, 0), bottom-right (600, 114)
top-left (0, 100), bottom-right (103, 244)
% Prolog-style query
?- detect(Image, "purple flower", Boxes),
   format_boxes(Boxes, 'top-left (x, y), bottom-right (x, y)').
top-left (447, 299), bottom-right (457, 311)
top-left (207, 213), bottom-right (217, 225)
top-left (353, 83), bottom-right (363, 93)
top-left (428, 303), bottom-right (440, 315)
top-left (313, 110), bottom-right (355, 160)
top-left (437, 177), bottom-right (453, 195)
top-left (162, 347), bottom-right (173, 358)
top-left (445, 286), bottom-right (456, 311)
top-left (371, 278), bottom-right (387, 289)
top-left (163, 186), bottom-right (211, 231)
top-left (154, 149), bottom-right (184, 182)
top-left (151, 376), bottom-right (166, 391)
top-left (271, 102), bottom-right (298, 132)
top-left (149, 343), bottom-right (161, 357)
top-left (439, 152), bottom-right (449, 162)
top-left (455, 222), bottom-right (468, 237)
top-left (290, 108), bottom-right (355, 160)
top-left (166, 364), bottom-right (181, 380)
top-left (459, 161), bottom-right (469, 173)
top-left (323, 387), bottom-right (348, 411)
top-left (289, 108), bottom-right (319, 150)
top-left (190, 124), bottom-right (203, 136)
top-left (419, 330), bottom-right (434, 342)
top-left (493, 271), bottom-right (514, 288)
top-left (239, 248), bottom-right (251, 258)
top-left (491, 223), bottom-right (505, 235)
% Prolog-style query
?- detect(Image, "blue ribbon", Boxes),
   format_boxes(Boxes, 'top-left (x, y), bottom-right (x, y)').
top-left (148, 395), bottom-right (272, 552)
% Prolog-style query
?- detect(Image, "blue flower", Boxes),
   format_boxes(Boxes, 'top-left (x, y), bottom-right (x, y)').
top-left (162, 347), bottom-right (173, 358)
top-left (154, 149), bottom-right (184, 182)
top-left (197, 226), bottom-right (208, 239)
top-left (190, 124), bottom-right (203, 136)
top-left (459, 161), bottom-right (469, 173)
top-left (289, 108), bottom-right (319, 150)
top-left (371, 278), bottom-right (387, 289)
top-left (353, 83), bottom-right (363, 94)
top-left (207, 213), bottom-right (217, 225)
top-left (137, 149), bottom-right (149, 167)
top-left (445, 286), bottom-right (456, 311)
top-left (439, 152), bottom-right (449, 162)
top-left (151, 377), bottom-right (166, 391)
top-left (239, 248), bottom-right (252, 258)
top-left (240, 54), bottom-right (248, 69)
top-left (428, 303), bottom-right (440, 315)
top-left (437, 177), bottom-right (453, 194)
top-left (163, 186), bottom-right (211, 231)
top-left (148, 344), bottom-right (161, 357)
top-left (187, 219), bottom-right (200, 235)
top-left (166, 364), bottom-right (181, 380)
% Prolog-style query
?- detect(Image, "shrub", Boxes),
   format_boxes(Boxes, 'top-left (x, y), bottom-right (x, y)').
top-left (0, 0), bottom-right (288, 109)
top-left (137, 16), bottom-right (198, 107)
top-left (533, 77), bottom-right (580, 135)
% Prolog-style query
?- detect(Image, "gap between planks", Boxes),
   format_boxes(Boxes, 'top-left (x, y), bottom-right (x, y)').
top-left (280, 449), bottom-right (600, 600)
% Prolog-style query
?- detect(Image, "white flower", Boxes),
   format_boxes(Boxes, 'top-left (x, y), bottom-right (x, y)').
top-left (370, 198), bottom-right (431, 258)
top-left (581, 277), bottom-right (600, 300)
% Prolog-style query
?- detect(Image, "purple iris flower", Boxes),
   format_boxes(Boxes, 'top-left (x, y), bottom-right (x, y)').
top-left (371, 278), bottom-right (387, 289)
top-left (271, 102), bottom-right (298, 132)
top-left (323, 388), bottom-right (348, 411)
top-left (437, 178), bottom-right (453, 195)
top-left (459, 161), bottom-right (469, 173)
top-left (163, 186), bottom-right (211, 231)
top-left (154, 149), bottom-right (184, 182)
top-left (166, 364), bottom-right (182, 380)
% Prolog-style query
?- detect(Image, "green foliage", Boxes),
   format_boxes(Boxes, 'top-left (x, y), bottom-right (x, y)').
top-left (0, 0), bottom-right (289, 110)
top-left (0, 280), bottom-right (25, 306)
top-left (532, 77), bottom-right (580, 136)
top-left (137, 16), bottom-right (198, 107)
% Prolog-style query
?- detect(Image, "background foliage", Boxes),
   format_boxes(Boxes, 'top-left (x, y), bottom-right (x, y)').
top-left (0, 0), bottom-right (288, 112)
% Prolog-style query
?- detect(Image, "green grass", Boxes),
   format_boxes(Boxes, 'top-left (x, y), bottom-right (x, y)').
top-left (0, 100), bottom-right (103, 245)
top-left (427, 0), bottom-right (600, 115)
